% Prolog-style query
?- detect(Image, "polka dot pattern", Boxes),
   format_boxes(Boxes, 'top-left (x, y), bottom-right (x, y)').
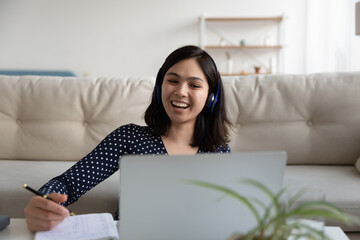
top-left (39, 123), bottom-right (231, 208)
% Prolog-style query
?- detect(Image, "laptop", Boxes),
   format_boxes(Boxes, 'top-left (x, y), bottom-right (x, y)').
top-left (118, 151), bottom-right (286, 240)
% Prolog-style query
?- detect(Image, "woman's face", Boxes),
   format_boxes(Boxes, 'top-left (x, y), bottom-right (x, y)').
top-left (161, 58), bottom-right (209, 128)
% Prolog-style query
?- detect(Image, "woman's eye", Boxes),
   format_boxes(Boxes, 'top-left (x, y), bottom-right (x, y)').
top-left (190, 83), bottom-right (201, 88)
top-left (167, 79), bottom-right (178, 84)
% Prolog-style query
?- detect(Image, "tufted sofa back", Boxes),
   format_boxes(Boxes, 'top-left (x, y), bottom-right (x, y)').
top-left (224, 72), bottom-right (360, 165)
top-left (0, 76), bottom-right (153, 161)
top-left (0, 72), bottom-right (359, 165)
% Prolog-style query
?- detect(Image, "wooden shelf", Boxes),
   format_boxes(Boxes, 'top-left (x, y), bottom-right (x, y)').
top-left (204, 16), bottom-right (283, 22)
top-left (205, 45), bottom-right (282, 49)
top-left (200, 15), bottom-right (285, 73)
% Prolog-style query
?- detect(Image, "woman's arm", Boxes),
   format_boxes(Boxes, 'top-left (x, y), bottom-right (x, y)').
top-left (38, 125), bottom-right (131, 205)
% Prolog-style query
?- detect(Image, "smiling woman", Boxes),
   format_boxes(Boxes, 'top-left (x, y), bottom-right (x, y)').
top-left (144, 45), bottom-right (232, 152)
top-left (24, 45), bottom-right (232, 232)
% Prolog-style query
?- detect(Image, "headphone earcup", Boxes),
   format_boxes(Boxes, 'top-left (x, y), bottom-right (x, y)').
top-left (205, 93), bottom-right (215, 113)
top-left (211, 92), bottom-right (219, 113)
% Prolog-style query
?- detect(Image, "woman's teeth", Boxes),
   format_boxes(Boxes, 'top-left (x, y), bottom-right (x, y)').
top-left (172, 101), bottom-right (189, 108)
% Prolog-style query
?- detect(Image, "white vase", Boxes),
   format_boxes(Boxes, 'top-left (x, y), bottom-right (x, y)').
top-left (226, 52), bottom-right (233, 74)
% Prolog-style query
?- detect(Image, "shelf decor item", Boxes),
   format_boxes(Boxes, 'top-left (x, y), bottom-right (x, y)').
top-left (267, 58), bottom-right (272, 74)
top-left (264, 35), bottom-right (271, 46)
top-left (219, 38), bottom-right (227, 46)
top-left (240, 61), bottom-right (249, 75)
top-left (226, 52), bottom-right (233, 74)
top-left (186, 179), bottom-right (360, 240)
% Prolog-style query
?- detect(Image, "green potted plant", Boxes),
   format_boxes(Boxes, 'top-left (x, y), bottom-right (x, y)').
top-left (185, 179), bottom-right (359, 240)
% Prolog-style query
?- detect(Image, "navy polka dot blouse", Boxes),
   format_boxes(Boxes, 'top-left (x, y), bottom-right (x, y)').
top-left (39, 124), bottom-right (231, 209)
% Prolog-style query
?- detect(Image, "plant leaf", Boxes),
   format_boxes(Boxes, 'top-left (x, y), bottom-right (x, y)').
top-left (240, 179), bottom-right (286, 214)
top-left (288, 201), bottom-right (360, 225)
top-left (184, 178), bottom-right (360, 240)
top-left (184, 179), bottom-right (261, 224)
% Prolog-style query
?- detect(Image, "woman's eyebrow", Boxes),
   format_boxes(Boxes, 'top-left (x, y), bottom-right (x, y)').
top-left (187, 77), bottom-right (204, 82)
top-left (166, 72), bottom-right (180, 77)
top-left (166, 72), bottom-right (204, 82)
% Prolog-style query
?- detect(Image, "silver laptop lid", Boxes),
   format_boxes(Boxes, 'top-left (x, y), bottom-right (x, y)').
top-left (119, 151), bottom-right (286, 240)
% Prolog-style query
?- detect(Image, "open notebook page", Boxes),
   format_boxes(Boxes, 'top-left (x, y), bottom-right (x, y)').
top-left (35, 213), bottom-right (119, 240)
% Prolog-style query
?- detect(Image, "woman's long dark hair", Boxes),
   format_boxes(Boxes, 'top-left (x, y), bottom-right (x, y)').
top-left (144, 45), bottom-right (232, 151)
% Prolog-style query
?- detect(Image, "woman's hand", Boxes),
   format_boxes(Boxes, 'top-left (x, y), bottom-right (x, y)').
top-left (24, 193), bottom-right (70, 232)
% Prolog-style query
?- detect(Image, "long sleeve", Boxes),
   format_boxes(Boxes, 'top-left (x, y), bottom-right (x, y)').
top-left (38, 124), bottom-right (166, 206)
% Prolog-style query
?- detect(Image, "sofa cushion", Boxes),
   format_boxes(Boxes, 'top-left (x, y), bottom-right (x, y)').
top-left (284, 165), bottom-right (360, 231)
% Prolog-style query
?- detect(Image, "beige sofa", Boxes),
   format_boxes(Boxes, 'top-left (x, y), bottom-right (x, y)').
top-left (0, 73), bottom-right (360, 236)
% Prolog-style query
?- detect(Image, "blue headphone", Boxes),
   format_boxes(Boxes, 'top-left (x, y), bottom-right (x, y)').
top-left (154, 58), bottom-right (221, 114)
top-left (204, 63), bottom-right (221, 114)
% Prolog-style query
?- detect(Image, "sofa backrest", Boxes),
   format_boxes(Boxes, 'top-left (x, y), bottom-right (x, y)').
top-left (0, 72), bottom-right (359, 165)
top-left (0, 76), bottom-right (154, 161)
top-left (224, 72), bottom-right (360, 165)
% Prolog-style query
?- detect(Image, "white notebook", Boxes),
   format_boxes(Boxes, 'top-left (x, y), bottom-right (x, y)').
top-left (35, 213), bottom-right (119, 240)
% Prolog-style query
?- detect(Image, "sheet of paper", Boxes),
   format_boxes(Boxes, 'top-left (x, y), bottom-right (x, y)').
top-left (35, 213), bottom-right (119, 240)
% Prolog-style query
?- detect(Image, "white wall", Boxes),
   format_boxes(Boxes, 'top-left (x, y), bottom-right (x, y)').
top-left (0, 0), bottom-right (350, 77)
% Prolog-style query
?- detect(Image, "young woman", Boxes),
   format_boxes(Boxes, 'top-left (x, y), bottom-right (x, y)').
top-left (24, 45), bottom-right (232, 232)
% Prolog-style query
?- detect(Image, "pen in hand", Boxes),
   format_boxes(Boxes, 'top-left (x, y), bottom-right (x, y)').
top-left (23, 184), bottom-right (76, 216)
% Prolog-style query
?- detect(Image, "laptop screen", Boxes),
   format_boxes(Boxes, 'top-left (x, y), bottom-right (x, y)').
top-left (119, 151), bottom-right (286, 240)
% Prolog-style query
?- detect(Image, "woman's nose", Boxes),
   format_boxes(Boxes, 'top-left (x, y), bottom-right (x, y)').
top-left (175, 83), bottom-right (188, 97)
